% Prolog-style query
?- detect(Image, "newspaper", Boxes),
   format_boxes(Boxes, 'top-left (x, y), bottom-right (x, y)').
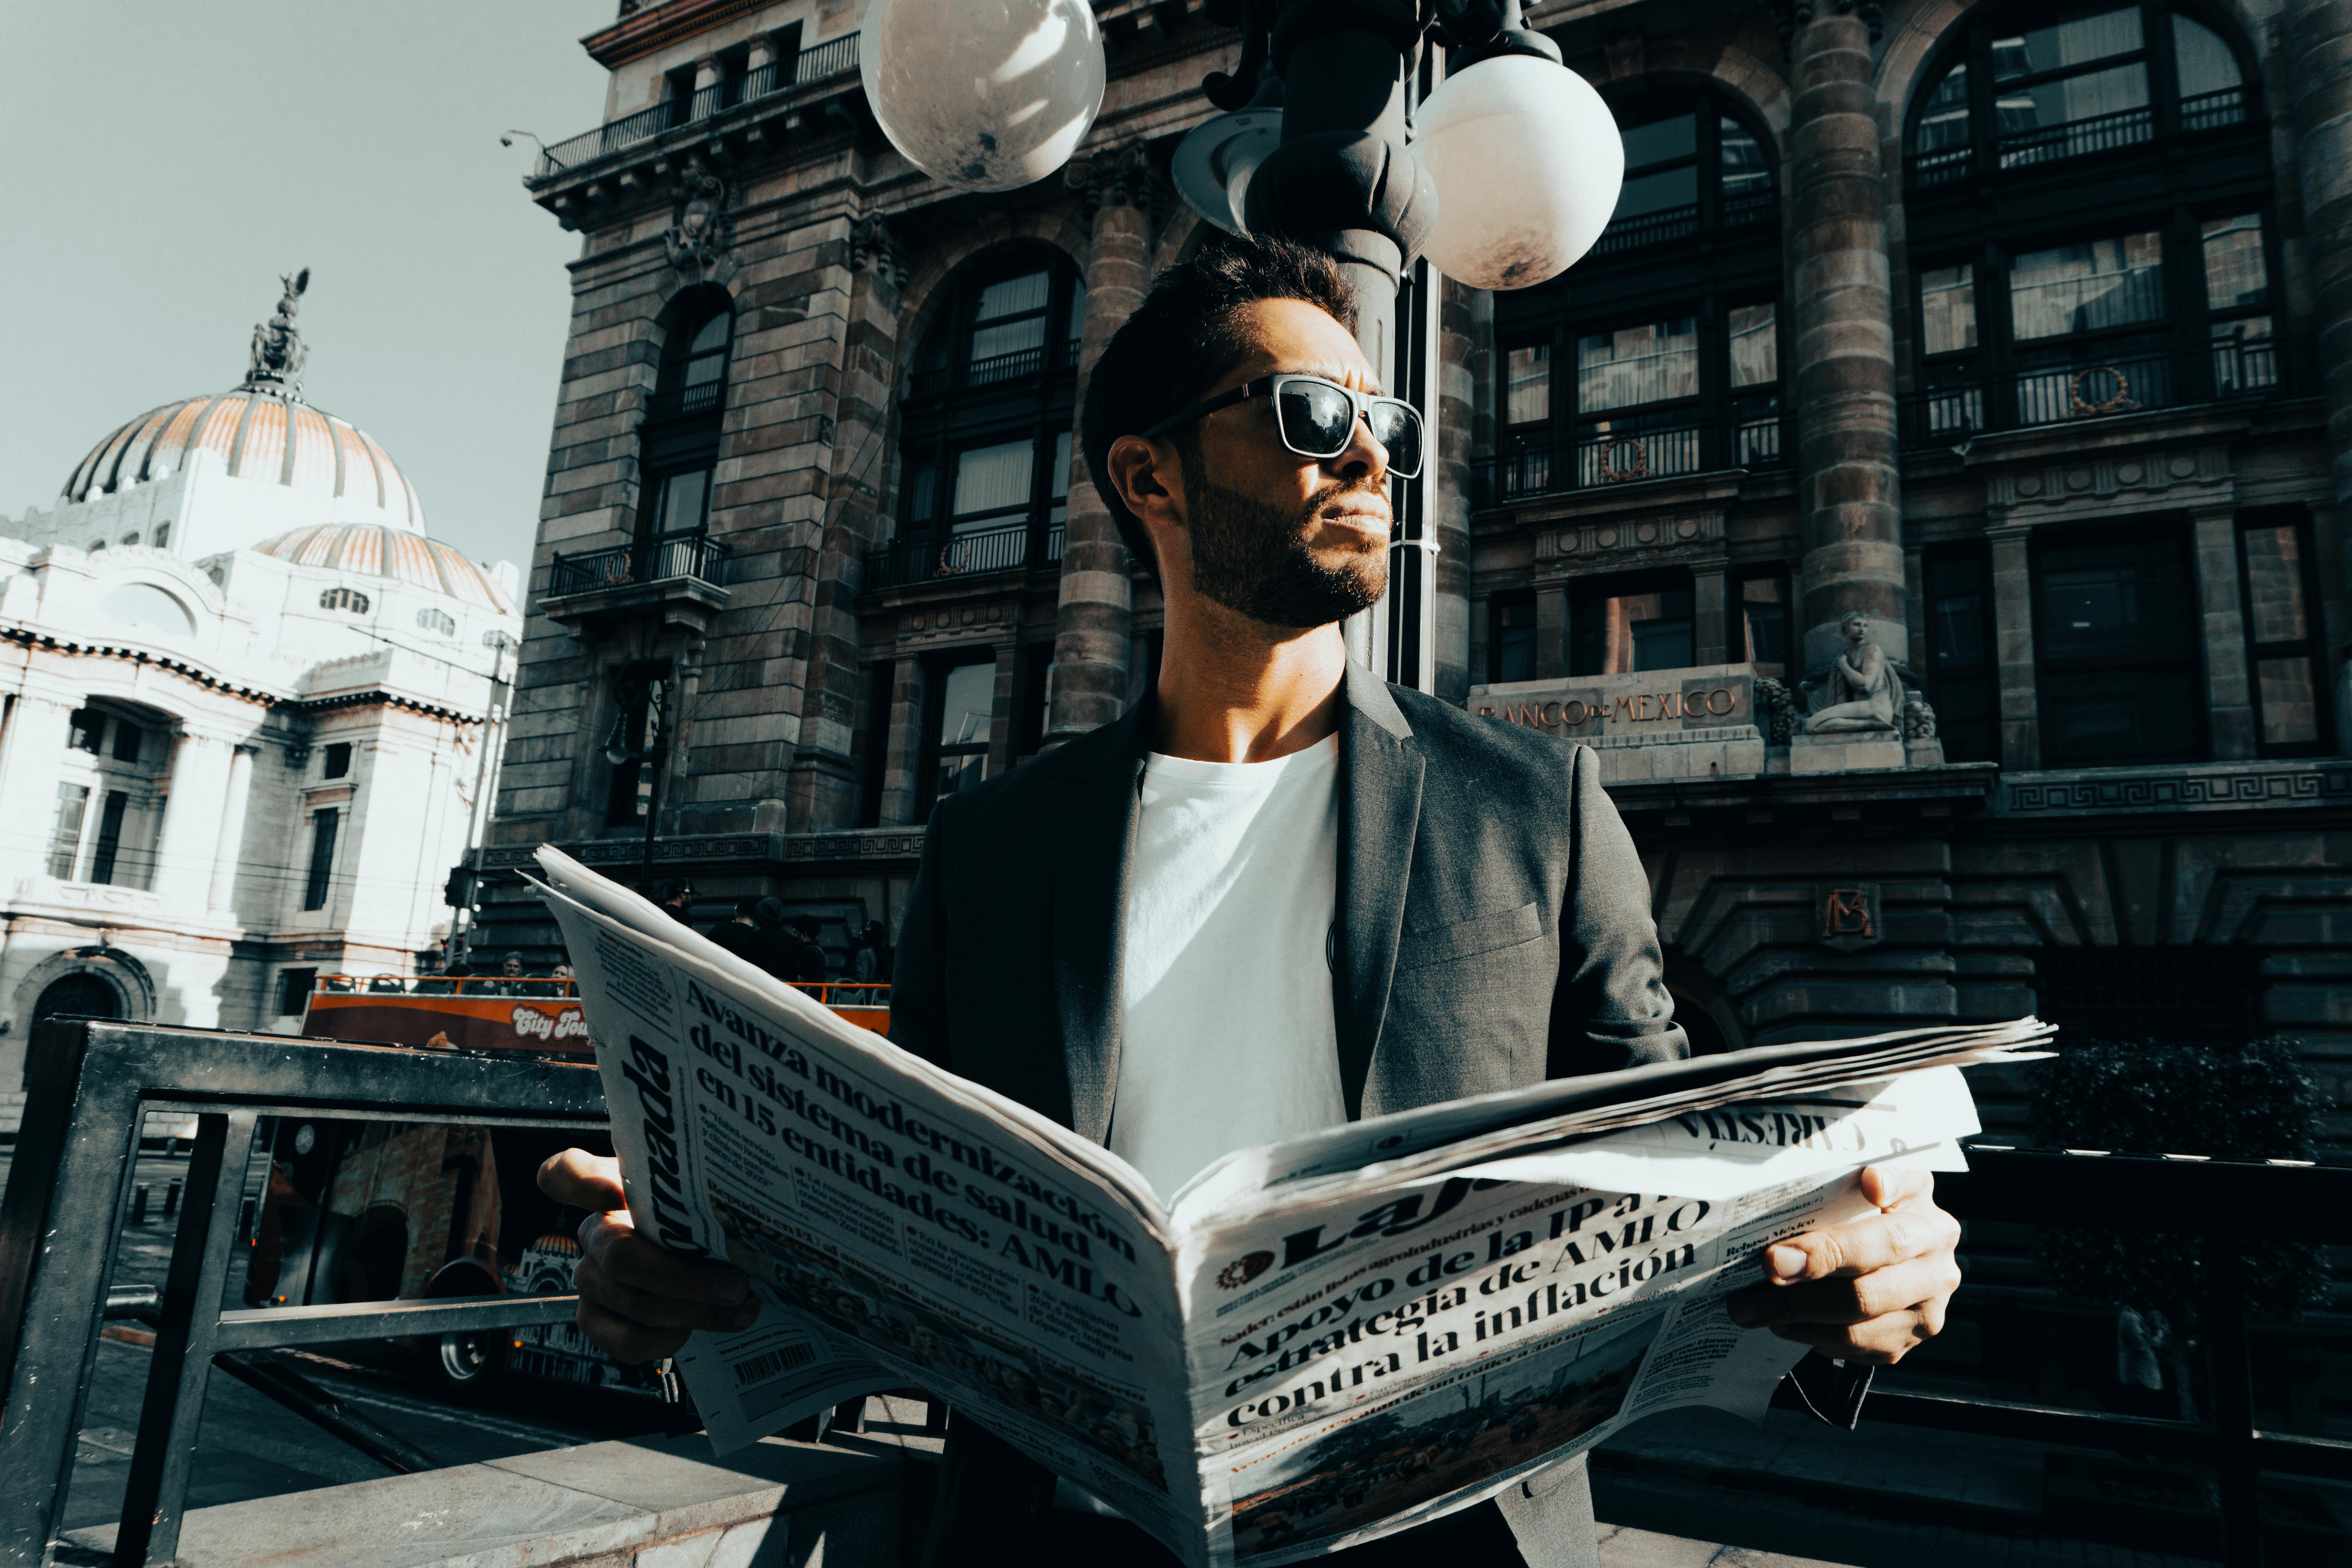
top-left (532, 846), bottom-right (2050, 1566)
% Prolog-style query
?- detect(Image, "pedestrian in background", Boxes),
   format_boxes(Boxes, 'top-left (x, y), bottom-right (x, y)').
top-left (709, 896), bottom-right (765, 964)
top-left (656, 880), bottom-right (697, 927)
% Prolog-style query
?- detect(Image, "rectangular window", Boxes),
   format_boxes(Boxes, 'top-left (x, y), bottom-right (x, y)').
top-left (278, 967), bottom-right (319, 1018)
top-left (303, 808), bottom-right (340, 912)
top-left (89, 791), bottom-right (129, 886)
top-left (1505, 343), bottom-right (1551, 426)
top-left (1925, 547), bottom-right (1999, 764)
top-left (951, 439), bottom-right (1036, 530)
top-left (2203, 214), bottom-right (2276, 395)
top-left (969, 270), bottom-right (1051, 366)
top-left (2033, 529), bottom-right (2201, 765)
top-left (1733, 571), bottom-right (1789, 679)
top-left (1046, 430), bottom-right (1073, 537)
top-left (2008, 233), bottom-right (2165, 340)
top-left (48, 783), bottom-right (90, 880)
top-left (1017, 642), bottom-right (1056, 759)
top-left (69, 709), bottom-right (103, 754)
top-left (1578, 318), bottom-right (1699, 412)
top-left (112, 722), bottom-right (142, 762)
top-left (1920, 265), bottom-right (1978, 356)
top-left (323, 742), bottom-right (352, 779)
top-left (651, 467), bottom-right (711, 537)
top-left (602, 667), bottom-right (668, 828)
top-left (1994, 7), bottom-right (2144, 81)
top-left (1489, 591), bottom-right (1537, 684)
top-left (2238, 510), bottom-right (2330, 753)
top-left (1727, 304), bottom-right (1778, 388)
top-left (1572, 571), bottom-right (1696, 676)
top-left (925, 659), bottom-right (995, 810)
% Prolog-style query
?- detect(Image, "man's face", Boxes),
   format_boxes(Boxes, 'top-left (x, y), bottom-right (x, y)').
top-left (503, 958), bottom-right (522, 976)
top-left (1160, 298), bottom-right (1395, 628)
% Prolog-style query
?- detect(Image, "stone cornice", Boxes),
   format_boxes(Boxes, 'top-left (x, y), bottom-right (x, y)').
top-left (1996, 760), bottom-right (2352, 818)
top-left (586, 0), bottom-right (778, 68)
top-left (0, 625), bottom-right (486, 725)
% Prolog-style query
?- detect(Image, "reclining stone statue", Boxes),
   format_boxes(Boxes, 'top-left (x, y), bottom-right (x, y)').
top-left (1803, 612), bottom-right (1903, 733)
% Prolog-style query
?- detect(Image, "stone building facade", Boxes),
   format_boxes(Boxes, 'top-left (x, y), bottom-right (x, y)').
top-left (481, 0), bottom-right (2351, 1140)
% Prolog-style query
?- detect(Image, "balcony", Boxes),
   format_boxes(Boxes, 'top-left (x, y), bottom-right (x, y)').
top-left (862, 521), bottom-right (1064, 593)
top-left (540, 532), bottom-right (731, 637)
top-left (1900, 337), bottom-right (2292, 448)
top-left (1473, 410), bottom-right (1786, 507)
top-left (909, 336), bottom-right (1086, 400)
top-left (533, 33), bottom-right (861, 178)
top-left (1910, 87), bottom-right (2249, 191)
top-left (1590, 187), bottom-right (1775, 258)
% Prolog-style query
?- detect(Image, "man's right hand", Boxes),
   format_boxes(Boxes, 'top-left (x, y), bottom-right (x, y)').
top-left (536, 1149), bottom-right (760, 1363)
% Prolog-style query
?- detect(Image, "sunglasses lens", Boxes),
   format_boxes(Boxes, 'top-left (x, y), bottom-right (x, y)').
top-left (1275, 380), bottom-right (1355, 457)
top-left (1367, 401), bottom-right (1423, 477)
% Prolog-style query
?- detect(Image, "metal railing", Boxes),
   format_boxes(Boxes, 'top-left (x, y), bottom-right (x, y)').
top-left (1473, 410), bottom-right (1786, 505)
top-left (1909, 87), bottom-right (2248, 189)
top-left (534, 33), bottom-right (862, 176)
top-left (1900, 337), bottom-right (2286, 447)
top-left (1826, 1145), bottom-right (2352, 1568)
top-left (0, 1022), bottom-right (608, 1566)
top-left (1592, 189), bottom-right (1774, 257)
top-left (863, 521), bottom-right (1065, 591)
top-left (648, 378), bottom-right (725, 421)
top-left (547, 532), bottom-right (731, 598)
top-left (909, 336), bottom-right (1086, 399)
top-left (316, 973), bottom-right (579, 998)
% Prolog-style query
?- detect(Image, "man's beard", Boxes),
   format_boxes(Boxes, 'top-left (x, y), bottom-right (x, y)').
top-left (1181, 456), bottom-right (1389, 628)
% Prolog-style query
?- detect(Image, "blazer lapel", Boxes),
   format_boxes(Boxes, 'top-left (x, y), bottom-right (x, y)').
top-left (1334, 664), bottom-right (1422, 1119)
top-left (1051, 703), bottom-right (1151, 1144)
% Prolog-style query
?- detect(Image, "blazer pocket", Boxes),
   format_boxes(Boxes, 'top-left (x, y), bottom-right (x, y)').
top-left (1395, 900), bottom-right (1544, 970)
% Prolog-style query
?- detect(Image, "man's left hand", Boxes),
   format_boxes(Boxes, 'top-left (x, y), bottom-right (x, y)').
top-left (1724, 1166), bottom-right (1961, 1365)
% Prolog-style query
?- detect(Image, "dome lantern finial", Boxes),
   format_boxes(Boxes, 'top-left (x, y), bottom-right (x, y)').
top-left (243, 267), bottom-right (311, 399)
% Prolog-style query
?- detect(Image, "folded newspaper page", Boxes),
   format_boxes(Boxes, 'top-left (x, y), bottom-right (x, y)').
top-left (532, 846), bottom-right (2051, 1567)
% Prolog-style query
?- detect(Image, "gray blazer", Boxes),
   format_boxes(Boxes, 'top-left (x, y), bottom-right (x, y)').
top-left (888, 662), bottom-right (1687, 1564)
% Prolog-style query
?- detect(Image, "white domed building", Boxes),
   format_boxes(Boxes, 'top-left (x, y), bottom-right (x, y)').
top-left (0, 273), bottom-right (521, 1129)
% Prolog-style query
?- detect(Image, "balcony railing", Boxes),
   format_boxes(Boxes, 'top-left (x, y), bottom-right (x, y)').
top-left (1900, 337), bottom-right (2287, 447)
top-left (1909, 87), bottom-right (2248, 190)
top-left (548, 532), bottom-right (731, 598)
top-left (535, 33), bottom-right (862, 176)
top-left (1473, 410), bottom-right (1786, 506)
top-left (910, 336), bottom-right (1087, 399)
top-left (863, 520), bottom-right (1064, 592)
top-left (1592, 188), bottom-right (1774, 257)
top-left (648, 378), bottom-right (725, 421)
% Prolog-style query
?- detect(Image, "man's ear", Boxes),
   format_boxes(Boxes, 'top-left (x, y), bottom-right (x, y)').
top-left (1105, 433), bottom-right (1180, 529)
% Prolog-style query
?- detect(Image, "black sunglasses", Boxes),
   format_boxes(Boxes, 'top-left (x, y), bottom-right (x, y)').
top-left (1140, 373), bottom-right (1424, 479)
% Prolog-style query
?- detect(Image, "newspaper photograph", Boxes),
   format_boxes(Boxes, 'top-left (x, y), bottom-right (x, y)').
top-left (531, 846), bottom-right (2052, 1566)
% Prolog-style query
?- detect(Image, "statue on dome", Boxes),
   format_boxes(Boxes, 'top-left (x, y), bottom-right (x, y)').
top-left (1802, 612), bottom-right (1903, 733)
top-left (246, 267), bottom-right (310, 396)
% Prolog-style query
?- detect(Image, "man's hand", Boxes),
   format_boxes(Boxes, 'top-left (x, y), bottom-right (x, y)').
top-left (1724, 1166), bottom-right (1962, 1365)
top-left (537, 1149), bottom-right (760, 1364)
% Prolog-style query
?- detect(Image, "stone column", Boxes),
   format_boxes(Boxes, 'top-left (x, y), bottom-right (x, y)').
top-left (1694, 568), bottom-right (1730, 668)
top-left (2191, 505), bottom-right (2256, 758)
top-left (1784, 1), bottom-right (1909, 676)
top-left (1433, 278), bottom-right (1479, 702)
top-left (1986, 525), bottom-right (2039, 769)
top-left (207, 746), bottom-right (255, 912)
top-left (2288, 0), bottom-right (2352, 506)
top-left (1535, 586), bottom-right (1570, 679)
top-left (0, 694), bottom-right (73, 868)
top-left (1045, 145), bottom-right (1153, 742)
top-left (878, 659), bottom-right (927, 826)
top-left (152, 733), bottom-right (234, 908)
top-left (983, 642), bottom-right (1021, 778)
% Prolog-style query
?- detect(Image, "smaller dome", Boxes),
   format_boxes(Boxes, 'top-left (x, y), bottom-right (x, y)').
top-left (253, 524), bottom-right (514, 614)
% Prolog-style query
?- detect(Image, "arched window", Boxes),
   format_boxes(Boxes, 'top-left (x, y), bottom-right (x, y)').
top-left (319, 586), bottom-right (371, 614)
top-left (640, 288), bottom-right (735, 555)
top-left (1594, 88), bottom-right (1777, 257)
top-left (1909, 4), bottom-right (2252, 189)
top-left (416, 606), bottom-right (456, 637)
top-left (660, 308), bottom-right (734, 418)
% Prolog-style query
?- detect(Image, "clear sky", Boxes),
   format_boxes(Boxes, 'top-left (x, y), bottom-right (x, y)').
top-left (0, 1), bottom-right (618, 573)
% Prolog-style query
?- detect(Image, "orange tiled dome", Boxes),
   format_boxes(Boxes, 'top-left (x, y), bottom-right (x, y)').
top-left (251, 524), bottom-right (514, 613)
top-left (64, 392), bottom-right (424, 530)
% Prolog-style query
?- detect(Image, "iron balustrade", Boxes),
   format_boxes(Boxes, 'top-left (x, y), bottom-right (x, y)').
top-left (863, 521), bottom-right (1065, 591)
top-left (1806, 1145), bottom-right (2352, 1568)
top-left (1910, 87), bottom-right (2249, 191)
top-left (1474, 411), bottom-right (1786, 505)
top-left (534, 33), bottom-right (862, 176)
top-left (1592, 189), bottom-right (1774, 257)
top-left (0, 1021), bottom-right (609, 1568)
top-left (648, 379), bottom-right (725, 420)
top-left (547, 532), bottom-right (731, 598)
top-left (909, 336), bottom-right (1086, 399)
top-left (2180, 85), bottom-right (2251, 133)
top-left (1901, 337), bottom-right (2287, 447)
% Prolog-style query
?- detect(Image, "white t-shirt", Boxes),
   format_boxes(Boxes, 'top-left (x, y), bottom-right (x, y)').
top-left (1107, 734), bottom-right (1347, 1202)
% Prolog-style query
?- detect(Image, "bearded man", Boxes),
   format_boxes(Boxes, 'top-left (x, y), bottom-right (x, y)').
top-left (540, 237), bottom-right (1964, 1567)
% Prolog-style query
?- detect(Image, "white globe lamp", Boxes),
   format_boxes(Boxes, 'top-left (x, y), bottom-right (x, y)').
top-left (859, 0), bottom-right (1107, 193)
top-left (1414, 54), bottom-right (1623, 291)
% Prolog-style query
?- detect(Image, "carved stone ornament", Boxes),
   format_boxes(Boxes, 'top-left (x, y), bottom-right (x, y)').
top-left (1771, 0), bottom-right (1884, 47)
top-left (1751, 675), bottom-right (1797, 747)
top-left (851, 214), bottom-right (908, 288)
top-left (664, 158), bottom-right (734, 281)
top-left (244, 267), bottom-right (310, 398)
top-left (1065, 140), bottom-right (1163, 220)
top-left (1903, 694), bottom-right (1938, 740)
top-left (1819, 883), bottom-right (1883, 953)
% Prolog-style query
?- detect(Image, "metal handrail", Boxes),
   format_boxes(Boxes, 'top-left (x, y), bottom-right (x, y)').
top-left (1472, 410), bottom-right (1786, 505)
top-left (862, 520), bottom-right (1066, 592)
top-left (316, 973), bottom-right (579, 998)
top-left (534, 33), bottom-right (862, 176)
top-left (547, 533), bottom-right (731, 598)
top-left (1909, 86), bottom-right (2250, 191)
top-left (0, 1022), bottom-right (610, 1567)
top-left (1899, 337), bottom-right (2291, 448)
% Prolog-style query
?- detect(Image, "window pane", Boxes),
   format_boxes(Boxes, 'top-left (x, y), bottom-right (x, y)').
top-left (2240, 524), bottom-right (2308, 643)
top-left (688, 314), bottom-right (731, 355)
top-left (49, 784), bottom-right (89, 880)
top-left (1739, 576), bottom-right (1788, 671)
top-left (2172, 16), bottom-right (2243, 97)
top-left (905, 458), bottom-right (937, 526)
top-left (1620, 113), bottom-right (1697, 170)
top-left (937, 662), bottom-right (995, 748)
top-left (1916, 63), bottom-right (1971, 153)
top-left (1507, 344), bottom-right (1552, 425)
top-left (2202, 214), bottom-right (2268, 310)
top-left (1066, 281), bottom-right (1089, 343)
top-left (655, 469), bottom-right (710, 534)
top-left (1574, 583), bottom-right (1696, 675)
top-left (2009, 233), bottom-right (2164, 339)
top-left (1920, 265), bottom-right (1978, 355)
top-left (2256, 658), bottom-right (2321, 746)
top-left (1994, 8), bottom-right (2144, 82)
top-left (1728, 305), bottom-right (1777, 388)
top-left (975, 271), bottom-right (1050, 322)
top-left (970, 315), bottom-right (1047, 363)
top-left (1614, 164), bottom-right (1699, 219)
top-left (1719, 118), bottom-right (1771, 198)
top-left (1578, 319), bottom-right (1699, 412)
top-left (952, 440), bottom-right (1036, 520)
top-left (1049, 430), bottom-right (1073, 501)
top-left (1995, 62), bottom-right (2151, 134)
top-left (2041, 563), bottom-right (2149, 659)
top-left (1494, 594), bottom-right (1537, 684)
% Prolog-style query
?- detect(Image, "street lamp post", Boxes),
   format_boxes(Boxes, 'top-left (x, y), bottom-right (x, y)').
top-left (856, 0), bottom-right (1621, 692)
top-left (603, 676), bottom-right (673, 894)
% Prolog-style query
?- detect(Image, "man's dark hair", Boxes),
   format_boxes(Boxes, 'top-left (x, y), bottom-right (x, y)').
top-left (755, 897), bottom-right (786, 929)
top-left (735, 894), bottom-right (763, 920)
top-left (1080, 236), bottom-right (1358, 578)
